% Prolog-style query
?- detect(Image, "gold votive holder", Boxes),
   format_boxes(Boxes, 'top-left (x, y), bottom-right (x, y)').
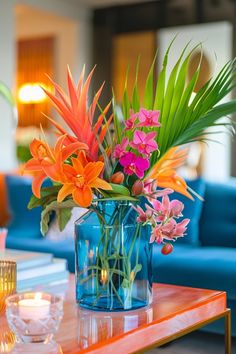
top-left (0, 261), bottom-right (16, 313)
top-left (0, 323), bottom-right (15, 353)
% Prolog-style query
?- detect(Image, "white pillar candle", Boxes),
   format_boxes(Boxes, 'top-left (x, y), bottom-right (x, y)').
top-left (18, 293), bottom-right (50, 321)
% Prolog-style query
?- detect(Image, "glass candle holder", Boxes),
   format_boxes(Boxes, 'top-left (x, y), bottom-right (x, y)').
top-left (0, 261), bottom-right (16, 313)
top-left (5, 292), bottom-right (63, 344)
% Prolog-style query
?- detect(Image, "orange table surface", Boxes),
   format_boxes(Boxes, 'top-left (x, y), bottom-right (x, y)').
top-left (53, 275), bottom-right (227, 354)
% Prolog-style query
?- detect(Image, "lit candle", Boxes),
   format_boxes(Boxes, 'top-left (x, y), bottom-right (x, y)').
top-left (18, 293), bottom-right (50, 320)
top-left (100, 269), bottom-right (108, 285)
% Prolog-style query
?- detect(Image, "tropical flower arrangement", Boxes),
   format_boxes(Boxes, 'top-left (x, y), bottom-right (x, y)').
top-left (24, 42), bottom-right (236, 310)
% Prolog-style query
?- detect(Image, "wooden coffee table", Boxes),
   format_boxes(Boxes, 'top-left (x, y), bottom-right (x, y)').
top-left (55, 275), bottom-right (231, 354)
top-left (1, 275), bottom-right (231, 354)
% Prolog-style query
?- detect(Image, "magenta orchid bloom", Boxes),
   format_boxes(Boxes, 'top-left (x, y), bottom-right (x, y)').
top-left (130, 130), bottom-right (158, 156)
top-left (125, 111), bottom-right (137, 130)
top-left (113, 137), bottom-right (129, 159)
top-left (138, 108), bottom-right (161, 127)
top-left (120, 152), bottom-right (149, 178)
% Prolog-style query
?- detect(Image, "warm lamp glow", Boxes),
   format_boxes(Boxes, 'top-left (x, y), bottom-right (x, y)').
top-left (18, 83), bottom-right (47, 104)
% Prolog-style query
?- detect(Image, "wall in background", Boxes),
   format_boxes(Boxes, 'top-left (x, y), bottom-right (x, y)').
top-left (112, 31), bottom-right (156, 103)
top-left (15, 5), bottom-right (79, 90)
top-left (0, 1), bottom-right (17, 171)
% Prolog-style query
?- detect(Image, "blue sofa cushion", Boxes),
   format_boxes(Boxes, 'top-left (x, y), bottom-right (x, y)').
top-left (169, 178), bottom-right (205, 245)
top-left (6, 175), bottom-right (43, 239)
top-left (153, 244), bottom-right (236, 300)
top-left (200, 181), bottom-right (236, 247)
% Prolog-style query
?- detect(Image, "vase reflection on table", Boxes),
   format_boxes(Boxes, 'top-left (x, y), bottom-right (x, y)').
top-left (75, 200), bottom-right (153, 311)
top-left (77, 305), bottom-right (154, 350)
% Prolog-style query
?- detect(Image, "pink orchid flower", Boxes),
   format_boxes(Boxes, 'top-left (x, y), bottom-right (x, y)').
top-left (125, 110), bottom-right (137, 130)
top-left (130, 130), bottom-right (158, 156)
top-left (132, 205), bottom-right (153, 223)
top-left (161, 219), bottom-right (178, 240)
top-left (150, 226), bottom-right (163, 244)
top-left (149, 195), bottom-right (184, 220)
top-left (143, 179), bottom-right (173, 201)
top-left (113, 137), bottom-right (129, 159)
top-left (150, 218), bottom-right (190, 244)
top-left (138, 108), bottom-right (161, 127)
top-left (174, 219), bottom-right (190, 237)
top-left (169, 199), bottom-right (184, 217)
top-left (120, 152), bottom-right (149, 178)
top-left (161, 218), bottom-right (190, 240)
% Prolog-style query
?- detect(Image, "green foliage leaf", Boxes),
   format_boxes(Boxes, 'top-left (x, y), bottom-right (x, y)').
top-left (122, 67), bottom-right (131, 119)
top-left (28, 186), bottom-right (61, 209)
top-left (132, 58), bottom-right (140, 112)
top-left (144, 54), bottom-right (157, 109)
top-left (40, 199), bottom-right (77, 235)
top-left (112, 94), bottom-right (122, 144)
top-left (56, 207), bottom-right (73, 232)
top-left (109, 183), bottom-right (131, 196)
top-left (96, 195), bottom-right (138, 202)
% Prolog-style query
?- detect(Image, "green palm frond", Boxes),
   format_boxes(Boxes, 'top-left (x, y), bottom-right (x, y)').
top-left (117, 40), bottom-right (236, 166)
top-left (0, 81), bottom-right (14, 106)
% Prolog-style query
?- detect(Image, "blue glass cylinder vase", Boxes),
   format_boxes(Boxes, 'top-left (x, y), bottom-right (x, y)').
top-left (75, 200), bottom-right (153, 311)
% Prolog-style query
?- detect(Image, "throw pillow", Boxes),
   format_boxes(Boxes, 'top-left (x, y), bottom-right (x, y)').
top-left (5, 175), bottom-right (48, 239)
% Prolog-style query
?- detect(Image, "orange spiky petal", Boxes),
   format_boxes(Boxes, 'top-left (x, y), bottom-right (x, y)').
top-left (149, 147), bottom-right (193, 199)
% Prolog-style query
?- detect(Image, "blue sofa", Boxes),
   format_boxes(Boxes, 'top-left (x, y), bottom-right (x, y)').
top-left (5, 175), bottom-right (236, 335)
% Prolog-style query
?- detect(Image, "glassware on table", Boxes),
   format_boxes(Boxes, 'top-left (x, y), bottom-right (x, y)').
top-left (5, 292), bottom-right (63, 344)
top-left (0, 260), bottom-right (16, 313)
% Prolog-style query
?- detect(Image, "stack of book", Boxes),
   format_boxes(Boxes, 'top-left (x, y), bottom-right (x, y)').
top-left (0, 249), bottom-right (69, 296)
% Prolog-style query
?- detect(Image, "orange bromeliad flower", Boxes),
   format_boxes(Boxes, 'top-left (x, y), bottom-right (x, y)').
top-left (57, 155), bottom-right (112, 208)
top-left (24, 135), bottom-right (88, 198)
top-left (43, 67), bottom-right (113, 161)
top-left (148, 147), bottom-right (194, 200)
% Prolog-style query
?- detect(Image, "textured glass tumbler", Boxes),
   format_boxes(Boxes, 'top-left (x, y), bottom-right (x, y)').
top-left (5, 292), bottom-right (64, 344)
top-left (0, 261), bottom-right (16, 313)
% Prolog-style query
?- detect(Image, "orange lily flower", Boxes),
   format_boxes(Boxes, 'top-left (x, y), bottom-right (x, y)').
top-left (43, 67), bottom-right (113, 161)
top-left (57, 157), bottom-right (112, 208)
top-left (24, 135), bottom-right (88, 198)
top-left (148, 147), bottom-right (194, 200)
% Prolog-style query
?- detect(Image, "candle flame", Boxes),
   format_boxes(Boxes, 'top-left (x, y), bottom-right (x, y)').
top-left (35, 292), bottom-right (42, 301)
top-left (100, 269), bottom-right (108, 285)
